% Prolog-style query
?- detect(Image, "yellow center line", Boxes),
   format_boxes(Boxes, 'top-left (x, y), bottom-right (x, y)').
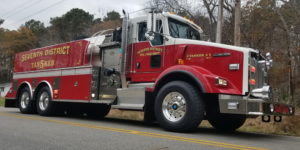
top-left (0, 113), bottom-right (269, 150)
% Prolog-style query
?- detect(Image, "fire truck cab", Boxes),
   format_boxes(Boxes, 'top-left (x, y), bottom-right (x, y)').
top-left (5, 11), bottom-right (294, 132)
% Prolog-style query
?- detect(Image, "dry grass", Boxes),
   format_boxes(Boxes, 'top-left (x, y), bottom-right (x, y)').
top-left (107, 109), bottom-right (144, 121)
top-left (0, 97), bottom-right (4, 107)
top-left (106, 108), bottom-right (300, 136)
top-left (240, 109), bottom-right (300, 136)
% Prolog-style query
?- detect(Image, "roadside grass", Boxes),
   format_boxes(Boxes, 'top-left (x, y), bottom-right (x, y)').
top-left (107, 108), bottom-right (300, 136)
top-left (240, 110), bottom-right (300, 136)
top-left (0, 97), bottom-right (4, 107)
top-left (107, 109), bottom-right (144, 121)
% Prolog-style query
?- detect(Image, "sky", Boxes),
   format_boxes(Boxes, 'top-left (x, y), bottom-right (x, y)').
top-left (0, 0), bottom-right (149, 30)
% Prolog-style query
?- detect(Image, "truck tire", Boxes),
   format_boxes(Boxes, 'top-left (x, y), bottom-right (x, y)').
top-left (85, 104), bottom-right (111, 119)
top-left (206, 102), bottom-right (246, 131)
top-left (154, 81), bottom-right (205, 132)
top-left (18, 87), bottom-right (36, 114)
top-left (36, 86), bottom-right (55, 116)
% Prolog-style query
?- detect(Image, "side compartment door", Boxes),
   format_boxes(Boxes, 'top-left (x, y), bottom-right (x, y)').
top-left (74, 67), bottom-right (92, 100)
top-left (59, 68), bottom-right (92, 101)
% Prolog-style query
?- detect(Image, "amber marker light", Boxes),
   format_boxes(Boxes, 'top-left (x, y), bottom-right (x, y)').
top-left (53, 89), bottom-right (59, 99)
top-left (53, 89), bottom-right (59, 94)
top-left (249, 79), bottom-right (256, 85)
top-left (178, 59), bottom-right (185, 65)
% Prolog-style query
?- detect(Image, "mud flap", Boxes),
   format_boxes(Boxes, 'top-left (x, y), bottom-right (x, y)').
top-left (4, 99), bottom-right (17, 108)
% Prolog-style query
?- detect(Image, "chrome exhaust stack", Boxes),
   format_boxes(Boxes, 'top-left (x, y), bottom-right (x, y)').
top-left (120, 10), bottom-right (129, 89)
top-left (251, 85), bottom-right (272, 100)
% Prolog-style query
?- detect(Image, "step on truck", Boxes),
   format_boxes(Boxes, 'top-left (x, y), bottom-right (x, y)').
top-left (5, 10), bottom-right (295, 132)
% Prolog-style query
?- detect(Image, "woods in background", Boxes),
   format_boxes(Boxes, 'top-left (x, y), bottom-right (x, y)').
top-left (0, 0), bottom-right (299, 105)
top-left (0, 8), bottom-right (121, 84)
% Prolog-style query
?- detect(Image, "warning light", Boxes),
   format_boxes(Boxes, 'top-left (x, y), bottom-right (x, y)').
top-left (250, 66), bottom-right (256, 73)
top-left (249, 79), bottom-right (256, 85)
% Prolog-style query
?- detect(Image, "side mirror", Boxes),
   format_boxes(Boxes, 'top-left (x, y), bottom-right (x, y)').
top-left (146, 32), bottom-right (164, 46)
top-left (145, 31), bottom-right (155, 41)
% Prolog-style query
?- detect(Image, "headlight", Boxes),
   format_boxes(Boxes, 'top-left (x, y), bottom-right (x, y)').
top-left (216, 77), bottom-right (228, 86)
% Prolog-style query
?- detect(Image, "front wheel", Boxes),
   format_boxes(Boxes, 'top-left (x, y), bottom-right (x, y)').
top-left (36, 86), bottom-right (55, 116)
top-left (154, 81), bottom-right (205, 132)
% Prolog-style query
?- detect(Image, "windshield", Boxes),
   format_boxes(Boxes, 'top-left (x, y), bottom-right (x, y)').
top-left (168, 18), bottom-right (200, 40)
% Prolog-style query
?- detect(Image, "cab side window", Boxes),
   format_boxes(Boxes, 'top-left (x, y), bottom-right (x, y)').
top-left (138, 22), bottom-right (147, 41)
top-left (138, 20), bottom-right (163, 46)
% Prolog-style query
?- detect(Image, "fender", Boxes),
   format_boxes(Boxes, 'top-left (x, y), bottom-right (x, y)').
top-left (150, 65), bottom-right (214, 93)
top-left (18, 81), bottom-right (33, 99)
top-left (35, 80), bottom-right (54, 98)
top-left (150, 65), bottom-right (242, 95)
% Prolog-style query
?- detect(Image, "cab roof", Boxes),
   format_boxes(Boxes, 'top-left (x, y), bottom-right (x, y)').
top-left (128, 12), bottom-right (203, 33)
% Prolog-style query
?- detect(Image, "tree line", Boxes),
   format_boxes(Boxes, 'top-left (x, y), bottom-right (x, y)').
top-left (0, 8), bottom-right (121, 83)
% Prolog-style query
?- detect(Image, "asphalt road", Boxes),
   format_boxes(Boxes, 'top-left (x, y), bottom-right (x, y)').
top-left (0, 107), bottom-right (299, 150)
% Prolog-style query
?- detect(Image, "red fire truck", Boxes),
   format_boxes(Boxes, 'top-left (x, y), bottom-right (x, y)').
top-left (5, 11), bottom-right (294, 132)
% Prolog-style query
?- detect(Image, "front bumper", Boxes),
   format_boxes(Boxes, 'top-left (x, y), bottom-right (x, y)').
top-left (218, 94), bottom-right (295, 116)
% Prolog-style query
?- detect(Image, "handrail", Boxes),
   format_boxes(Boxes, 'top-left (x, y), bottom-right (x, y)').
top-left (91, 29), bottom-right (114, 37)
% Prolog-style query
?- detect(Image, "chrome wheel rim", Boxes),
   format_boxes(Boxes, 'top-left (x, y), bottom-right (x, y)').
top-left (39, 92), bottom-right (49, 111)
top-left (20, 92), bottom-right (30, 109)
top-left (162, 92), bottom-right (187, 122)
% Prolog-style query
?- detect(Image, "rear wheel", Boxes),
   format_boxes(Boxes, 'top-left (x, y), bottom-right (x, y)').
top-left (18, 87), bottom-right (36, 114)
top-left (36, 86), bottom-right (55, 116)
top-left (154, 81), bottom-right (205, 132)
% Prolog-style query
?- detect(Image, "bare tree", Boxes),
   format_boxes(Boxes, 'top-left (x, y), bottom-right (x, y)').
top-left (148, 0), bottom-right (194, 18)
top-left (275, 0), bottom-right (298, 104)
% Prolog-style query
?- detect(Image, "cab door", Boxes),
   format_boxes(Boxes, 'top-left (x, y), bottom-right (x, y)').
top-left (131, 20), bottom-right (165, 82)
